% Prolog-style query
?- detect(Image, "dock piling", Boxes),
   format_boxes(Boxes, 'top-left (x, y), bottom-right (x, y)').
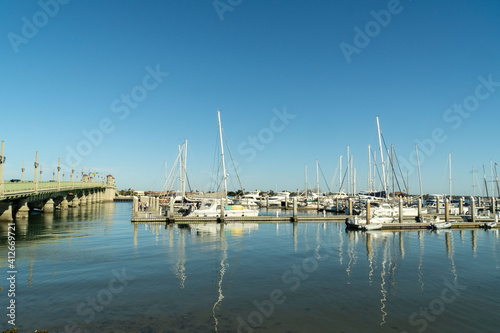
top-left (399, 198), bottom-right (403, 223)
top-left (366, 200), bottom-right (370, 224)
top-left (417, 198), bottom-right (422, 219)
top-left (470, 197), bottom-right (475, 222)
top-left (445, 199), bottom-right (449, 222)
top-left (292, 197), bottom-right (297, 222)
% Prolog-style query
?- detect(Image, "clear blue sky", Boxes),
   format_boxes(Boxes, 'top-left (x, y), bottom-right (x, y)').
top-left (1, 0), bottom-right (499, 196)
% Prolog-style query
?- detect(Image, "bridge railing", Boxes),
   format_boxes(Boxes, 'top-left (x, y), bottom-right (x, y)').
top-left (2, 181), bottom-right (107, 194)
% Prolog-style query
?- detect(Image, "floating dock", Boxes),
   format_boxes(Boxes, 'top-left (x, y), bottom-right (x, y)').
top-left (131, 213), bottom-right (498, 230)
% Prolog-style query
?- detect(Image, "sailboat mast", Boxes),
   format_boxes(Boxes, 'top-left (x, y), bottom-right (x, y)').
top-left (347, 145), bottom-right (350, 196)
top-left (491, 160), bottom-right (494, 197)
top-left (495, 163), bottom-right (500, 197)
top-left (376, 117), bottom-right (387, 198)
top-left (449, 153), bottom-right (452, 201)
top-left (368, 145), bottom-right (372, 192)
top-left (416, 144), bottom-right (423, 201)
top-left (339, 156), bottom-right (342, 193)
top-left (217, 110), bottom-right (227, 197)
top-left (316, 159), bottom-right (319, 197)
top-left (183, 140), bottom-right (188, 197)
top-left (472, 167), bottom-right (475, 197)
top-left (483, 164), bottom-right (489, 198)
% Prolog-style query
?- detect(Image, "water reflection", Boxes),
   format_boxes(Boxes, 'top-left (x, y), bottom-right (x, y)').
top-left (212, 224), bottom-right (227, 333)
top-left (4, 205), bottom-right (500, 333)
top-left (418, 230), bottom-right (424, 293)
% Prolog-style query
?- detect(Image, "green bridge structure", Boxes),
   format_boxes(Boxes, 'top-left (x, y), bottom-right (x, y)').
top-left (0, 141), bottom-right (116, 221)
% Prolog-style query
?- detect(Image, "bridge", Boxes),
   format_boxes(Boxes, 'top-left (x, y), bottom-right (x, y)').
top-left (0, 141), bottom-right (116, 221)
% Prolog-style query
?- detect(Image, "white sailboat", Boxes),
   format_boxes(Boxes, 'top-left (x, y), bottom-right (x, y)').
top-left (186, 111), bottom-right (258, 218)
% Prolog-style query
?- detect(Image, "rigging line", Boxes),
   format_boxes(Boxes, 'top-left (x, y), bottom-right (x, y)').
top-left (339, 155), bottom-right (350, 192)
top-left (392, 146), bottom-right (408, 191)
top-left (222, 127), bottom-right (244, 193)
top-left (372, 149), bottom-right (384, 192)
top-left (330, 158), bottom-right (340, 192)
top-left (381, 134), bottom-right (403, 194)
top-left (185, 172), bottom-right (193, 193)
top-left (318, 162), bottom-right (331, 193)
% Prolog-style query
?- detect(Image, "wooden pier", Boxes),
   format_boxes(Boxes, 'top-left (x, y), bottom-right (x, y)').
top-left (131, 213), bottom-right (498, 230)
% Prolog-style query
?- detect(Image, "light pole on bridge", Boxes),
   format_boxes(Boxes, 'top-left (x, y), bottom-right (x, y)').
top-left (21, 161), bottom-right (25, 182)
top-left (57, 158), bottom-right (61, 190)
top-left (34, 151), bottom-right (39, 193)
top-left (0, 141), bottom-right (5, 197)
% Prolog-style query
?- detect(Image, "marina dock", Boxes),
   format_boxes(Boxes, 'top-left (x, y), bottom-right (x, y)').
top-left (131, 212), bottom-right (498, 230)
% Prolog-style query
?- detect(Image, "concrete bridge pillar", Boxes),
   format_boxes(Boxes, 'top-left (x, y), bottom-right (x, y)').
top-left (59, 197), bottom-right (69, 210)
top-left (69, 195), bottom-right (80, 208)
top-left (43, 199), bottom-right (55, 213)
top-left (91, 192), bottom-right (97, 203)
top-left (86, 193), bottom-right (92, 205)
top-left (15, 199), bottom-right (30, 219)
top-left (79, 194), bottom-right (87, 206)
top-left (0, 201), bottom-right (13, 222)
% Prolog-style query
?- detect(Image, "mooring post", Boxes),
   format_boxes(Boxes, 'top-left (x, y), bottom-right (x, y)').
top-left (220, 199), bottom-right (225, 223)
top-left (445, 199), bottom-right (450, 222)
top-left (293, 197), bottom-right (297, 222)
top-left (470, 197), bottom-right (475, 222)
top-left (417, 198), bottom-right (422, 219)
top-left (349, 198), bottom-right (353, 216)
top-left (266, 196), bottom-right (269, 208)
top-left (492, 197), bottom-right (496, 216)
top-left (336, 197), bottom-right (339, 213)
top-left (399, 198), bottom-right (403, 223)
top-left (169, 197), bottom-right (174, 217)
top-left (459, 197), bottom-right (464, 215)
top-left (132, 196), bottom-right (138, 217)
top-left (436, 197), bottom-right (440, 214)
top-left (366, 200), bottom-right (370, 225)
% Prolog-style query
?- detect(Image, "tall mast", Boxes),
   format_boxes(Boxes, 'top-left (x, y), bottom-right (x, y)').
top-left (416, 144), bottom-right (423, 201)
top-left (495, 163), bottom-right (500, 197)
top-left (368, 145), bottom-right (372, 192)
top-left (339, 155), bottom-right (342, 193)
top-left (391, 144), bottom-right (395, 199)
top-left (376, 116), bottom-right (387, 198)
top-left (472, 167), bottom-right (475, 197)
top-left (316, 159), bottom-right (319, 197)
top-left (491, 160), bottom-right (495, 197)
top-left (449, 153), bottom-right (452, 201)
top-left (483, 164), bottom-right (489, 198)
top-left (351, 155), bottom-right (354, 195)
top-left (182, 140), bottom-right (188, 198)
top-left (217, 110), bottom-right (227, 197)
top-left (347, 145), bottom-right (350, 195)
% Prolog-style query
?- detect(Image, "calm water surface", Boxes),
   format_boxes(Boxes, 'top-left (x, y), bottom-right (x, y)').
top-left (1, 202), bottom-right (499, 332)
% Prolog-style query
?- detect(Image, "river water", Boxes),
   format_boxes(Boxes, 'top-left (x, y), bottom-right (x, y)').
top-left (1, 202), bottom-right (499, 332)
